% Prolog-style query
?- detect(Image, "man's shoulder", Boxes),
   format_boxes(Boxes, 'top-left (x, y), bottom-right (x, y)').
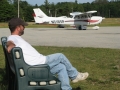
top-left (8, 35), bottom-right (18, 38)
top-left (7, 35), bottom-right (19, 41)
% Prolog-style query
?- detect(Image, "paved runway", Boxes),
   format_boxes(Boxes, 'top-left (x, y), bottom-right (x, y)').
top-left (0, 27), bottom-right (120, 49)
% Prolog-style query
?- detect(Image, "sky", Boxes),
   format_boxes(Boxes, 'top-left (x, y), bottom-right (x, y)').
top-left (24, 0), bottom-right (95, 6)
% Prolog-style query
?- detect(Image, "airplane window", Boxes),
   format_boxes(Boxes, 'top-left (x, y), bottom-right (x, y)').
top-left (88, 14), bottom-right (91, 18)
top-left (70, 15), bottom-right (73, 18)
top-left (74, 16), bottom-right (78, 19)
top-left (88, 15), bottom-right (89, 18)
top-left (74, 16), bottom-right (76, 19)
top-left (78, 16), bottom-right (80, 19)
top-left (83, 15), bottom-right (85, 18)
top-left (81, 15), bottom-right (83, 18)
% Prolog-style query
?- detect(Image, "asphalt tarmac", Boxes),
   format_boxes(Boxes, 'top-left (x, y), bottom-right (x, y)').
top-left (0, 27), bottom-right (120, 49)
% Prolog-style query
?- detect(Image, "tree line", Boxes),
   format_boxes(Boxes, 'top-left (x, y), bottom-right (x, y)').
top-left (0, 0), bottom-right (120, 22)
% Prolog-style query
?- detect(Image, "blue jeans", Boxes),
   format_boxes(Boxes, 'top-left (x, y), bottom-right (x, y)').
top-left (45, 53), bottom-right (78, 90)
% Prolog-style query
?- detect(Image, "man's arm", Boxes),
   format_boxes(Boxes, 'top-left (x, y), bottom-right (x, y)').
top-left (7, 41), bottom-right (15, 53)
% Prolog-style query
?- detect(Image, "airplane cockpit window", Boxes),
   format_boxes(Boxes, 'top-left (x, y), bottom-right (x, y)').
top-left (81, 15), bottom-right (87, 18)
top-left (74, 16), bottom-right (77, 19)
top-left (78, 16), bottom-right (80, 19)
top-left (74, 14), bottom-right (92, 19)
top-left (70, 15), bottom-right (73, 18)
top-left (74, 15), bottom-right (80, 19)
top-left (81, 14), bottom-right (88, 19)
top-left (87, 14), bottom-right (91, 18)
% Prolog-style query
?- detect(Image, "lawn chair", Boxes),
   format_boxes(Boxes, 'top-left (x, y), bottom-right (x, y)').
top-left (1, 37), bottom-right (61, 90)
top-left (1, 37), bottom-right (15, 90)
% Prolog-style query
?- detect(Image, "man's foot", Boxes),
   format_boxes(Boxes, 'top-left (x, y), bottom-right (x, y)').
top-left (72, 72), bottom-right (89, 83)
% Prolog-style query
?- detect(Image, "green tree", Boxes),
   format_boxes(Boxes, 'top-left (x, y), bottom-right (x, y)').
top-left (7, 0), bottom-right (13, 4)
top-left (0, 0), bottom-right (16, 22)
top-left (19, 1), bottom-right (34, 21)
top-left (1, 0), bottom-right (120, 22)
top-left (25, 6), bottom-right (34, 21)
top-left (75, 0), bottom-right (78, 4)
top-left (44, 0), bottom-right (50, 15)
top-left (93, 0), bottom-right (109, 3)
top-left (50, 2), bottom-right (55, 17)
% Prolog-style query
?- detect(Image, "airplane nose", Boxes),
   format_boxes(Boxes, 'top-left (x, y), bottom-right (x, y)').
top-left (90, 16), bottom-right (103, 25)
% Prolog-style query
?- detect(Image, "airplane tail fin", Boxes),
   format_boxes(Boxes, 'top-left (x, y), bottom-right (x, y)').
top-left (32, 13), bottom-right (43, 23)
top-left (33, 8), bottom-right (48, 23)
top-left (33, 8), bottom-right (48, 18)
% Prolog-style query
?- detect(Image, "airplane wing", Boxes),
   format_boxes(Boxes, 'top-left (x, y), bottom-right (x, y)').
top-left (86, 11), bottom-right (97, 14)
top-left (70, 11), bottom-right (97, 16)
top-left (70, 12), bottom-right (83, 16)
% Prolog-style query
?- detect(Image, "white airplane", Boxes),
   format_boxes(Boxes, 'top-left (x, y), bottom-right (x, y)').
top-left (33, 8), bottom-right (104, 30)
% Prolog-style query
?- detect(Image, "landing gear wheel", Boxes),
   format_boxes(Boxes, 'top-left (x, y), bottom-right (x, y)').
top-left (78, 25), bottom-right (82, 30)
top-left (57, 24), bottom-right (65, 28)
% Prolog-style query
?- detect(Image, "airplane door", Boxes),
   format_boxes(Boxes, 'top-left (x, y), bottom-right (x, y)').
top-left (87, 14), bottom-right (91, 25)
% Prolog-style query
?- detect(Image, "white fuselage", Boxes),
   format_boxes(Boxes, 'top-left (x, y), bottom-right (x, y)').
top-left (35, 16), bottom-right (103, 26)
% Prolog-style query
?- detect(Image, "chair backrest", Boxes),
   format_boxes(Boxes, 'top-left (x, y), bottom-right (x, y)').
top-left (1, 37), bottom-right (16, 90)
top-left (1, 37), bottom-right (15, 73)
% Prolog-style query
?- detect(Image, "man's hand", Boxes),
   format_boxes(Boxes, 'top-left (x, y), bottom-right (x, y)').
top-left (7, 41), bottom-right (15, 53)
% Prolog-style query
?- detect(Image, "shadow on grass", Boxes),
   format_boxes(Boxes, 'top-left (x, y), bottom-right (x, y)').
top-left (72, 87), bottom-right (81, 90)
top-left (0, 68), bottom-right (8, 90)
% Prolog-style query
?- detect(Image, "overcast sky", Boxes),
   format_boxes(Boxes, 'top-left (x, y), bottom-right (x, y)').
top-left (24, 0), bottom-right (95, 6)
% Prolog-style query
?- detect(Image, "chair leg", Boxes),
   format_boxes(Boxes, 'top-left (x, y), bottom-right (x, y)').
top-left (14, 77), bottom-right (17, 90)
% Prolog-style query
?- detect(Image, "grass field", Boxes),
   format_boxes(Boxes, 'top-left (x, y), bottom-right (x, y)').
top-left (0, 45), bottom-right (120, 90)
top-left (0, 18), bottom-right (120, 28)
top-left (0, 18), bottom-right (120, 90)
top-left (99, 18), bottom-right (120, 26)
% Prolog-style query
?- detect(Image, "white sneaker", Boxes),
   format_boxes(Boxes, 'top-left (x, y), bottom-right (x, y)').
top-left (72, 72), bottom-right (89, 83)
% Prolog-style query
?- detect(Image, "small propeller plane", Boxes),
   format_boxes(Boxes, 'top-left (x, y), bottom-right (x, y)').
top-left (33, 8), bottom-right (105, 30)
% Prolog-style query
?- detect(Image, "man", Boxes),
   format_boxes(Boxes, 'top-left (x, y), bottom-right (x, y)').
top-left (7, 17), bottom-right (89, 90)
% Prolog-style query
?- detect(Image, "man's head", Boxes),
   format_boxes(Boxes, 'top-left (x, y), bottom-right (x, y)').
top-left (8, 17), bottom-right (28, 36)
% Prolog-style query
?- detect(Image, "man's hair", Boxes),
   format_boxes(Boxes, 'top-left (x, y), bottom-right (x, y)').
top-left (9, 25), bottom-right (17, 33)
top-left (8, 17), bottom-right (28, 33)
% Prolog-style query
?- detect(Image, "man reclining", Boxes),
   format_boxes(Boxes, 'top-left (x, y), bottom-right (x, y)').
top-left (7, 17), bottom-right (89, 90)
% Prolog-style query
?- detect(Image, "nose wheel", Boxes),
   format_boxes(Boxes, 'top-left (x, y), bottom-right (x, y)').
top-left (92, 26), bottom-right (99, 30)
top-left (77, 25), bottom-right (87, 30)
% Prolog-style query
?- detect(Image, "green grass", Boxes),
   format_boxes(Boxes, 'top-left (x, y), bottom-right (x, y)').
top-left (99, 18), bottom-right (120, 26)
top-left (0, 22), bottom-right (59, 28)
top-left (0, 45), bottom-right (120, 90)
top-left (0, 18), bottom-right (120, 28)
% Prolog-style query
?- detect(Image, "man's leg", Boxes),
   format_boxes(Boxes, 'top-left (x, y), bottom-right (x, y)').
top-left (50, 63), bottom-right (72, 90)
top-left (46, 53), bottom-right (78, 80)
